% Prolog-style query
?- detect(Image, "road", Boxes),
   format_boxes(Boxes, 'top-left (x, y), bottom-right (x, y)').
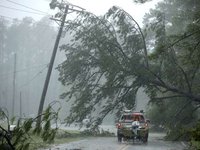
top-left (43, 133), bottom-right (188, 150)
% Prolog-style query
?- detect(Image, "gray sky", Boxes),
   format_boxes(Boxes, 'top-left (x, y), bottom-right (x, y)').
top-left (0, 0), bottom-right (160, 25)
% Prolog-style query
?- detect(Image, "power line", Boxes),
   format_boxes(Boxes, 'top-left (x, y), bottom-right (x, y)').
top-left (0, 63), bottom-right (49, 77)
top-left (6, 0), bottom-right (49, 15)
top-left (0, 64), bottom-right (53, 103)
top-left (0, 15), bottom-right (56, 28)
top-left (18, 64), bottom-right (49, 89)
top-left (0, 4), bottom-right (47, 16)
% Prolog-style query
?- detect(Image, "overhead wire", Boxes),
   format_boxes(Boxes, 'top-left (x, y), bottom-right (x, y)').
top-left (0, 64), bottom-right (50, 88)
top-left (17, 62), bottom-right (61, 89)
top-left (0, 4), bottom-right (47, 16)
top-left (0, 63), bottom-right (49, 77)
top-left (6, 0), bottom-right (49, 15)
top-left (18, 64), bottom-right (49, 89)
top-left (0, 62), bottom-right (60, 89)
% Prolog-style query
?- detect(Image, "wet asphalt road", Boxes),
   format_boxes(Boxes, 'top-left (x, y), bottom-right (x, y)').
top-left (43, 133), bottom-right (187, 150)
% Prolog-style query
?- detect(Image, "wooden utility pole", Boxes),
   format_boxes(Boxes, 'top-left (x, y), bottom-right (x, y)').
top-left (36, 3), bottom-right (69, 128)
top-left (20, 92), bottom-right (22, 118)
top-left (12, 53), bottom-right (16, 118)
top-left (36, 0), bottom-right (85, 128)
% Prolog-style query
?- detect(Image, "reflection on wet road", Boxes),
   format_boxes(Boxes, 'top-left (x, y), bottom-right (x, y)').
top-left (43, 133), bottom-right (187, 150)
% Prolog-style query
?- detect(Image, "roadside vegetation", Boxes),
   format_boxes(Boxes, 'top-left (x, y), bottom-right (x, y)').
top-left (147, 102), bottom-right (200, 149)
top-left (0, 104), bottom-right (61, 149)
top-left (1, 104), bottom-right (114, 150)
top-left (28, 130), bottom-right (83, 150)
top-left (29, 128), bottom-right (115, 149)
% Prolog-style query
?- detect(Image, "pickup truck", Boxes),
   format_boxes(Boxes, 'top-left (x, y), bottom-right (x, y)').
top-left (116, 110), bottom-right (149, 143)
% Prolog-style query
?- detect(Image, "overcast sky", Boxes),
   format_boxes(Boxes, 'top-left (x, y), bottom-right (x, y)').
top-left (0, 0), bottom-right (161, 25)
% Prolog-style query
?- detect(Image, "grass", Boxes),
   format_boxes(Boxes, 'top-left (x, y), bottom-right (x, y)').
top-left (29, 130), bottom-right (85, 150)
top-left (190, 140), bottom-right (200, 150)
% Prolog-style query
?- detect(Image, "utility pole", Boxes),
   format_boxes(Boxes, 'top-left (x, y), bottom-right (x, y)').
top-left (36, 3), bottom-right (69, 128)
top-left (20, 92), bottom-right (22, 118)
top-left (36, 0), bottom-right (85, 128)
top-left (12, 53), bottom-right (16, 118)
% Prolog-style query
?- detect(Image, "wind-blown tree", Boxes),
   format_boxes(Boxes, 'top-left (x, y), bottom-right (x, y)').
top-left (143, 0), bottom-right (200, 130)
top-left (57, 6), bottom-right (148, 125)
top-left (57, 2), bottom-right (200, 127)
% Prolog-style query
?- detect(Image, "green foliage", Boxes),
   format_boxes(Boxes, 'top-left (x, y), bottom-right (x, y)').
top-left (190, 140), bottom-right (200, 150)
top-left (190, 122), bottom-right (200, 141)
top-left (147, 97), bottom-right (198, 140)
top-left (57, 0), bottom-right (200, 132)
top-left (10, 117), bottom-right (16, 125)
top-left (164, 126), bottom-right (189, 141)
top-left (0, 103), bottom-right (60, 150)
top-left (57, 6), bottom-right (151, 127)
top-left (35, 105), bottom-right (60, 143)
top-left (80, 129), bottom-right (115, 137)
top-left (165, 121), bottom-right (200, 149)
top-left (23, 119), bottom-right (33, 133)
top-left (143, 0), bottom-right (200, 140)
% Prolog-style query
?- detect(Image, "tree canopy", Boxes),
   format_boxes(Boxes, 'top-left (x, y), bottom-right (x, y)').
top-left (57, 0), bottom-right (200, 126)
top-left (144, 0), bottom-right (200, 136)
